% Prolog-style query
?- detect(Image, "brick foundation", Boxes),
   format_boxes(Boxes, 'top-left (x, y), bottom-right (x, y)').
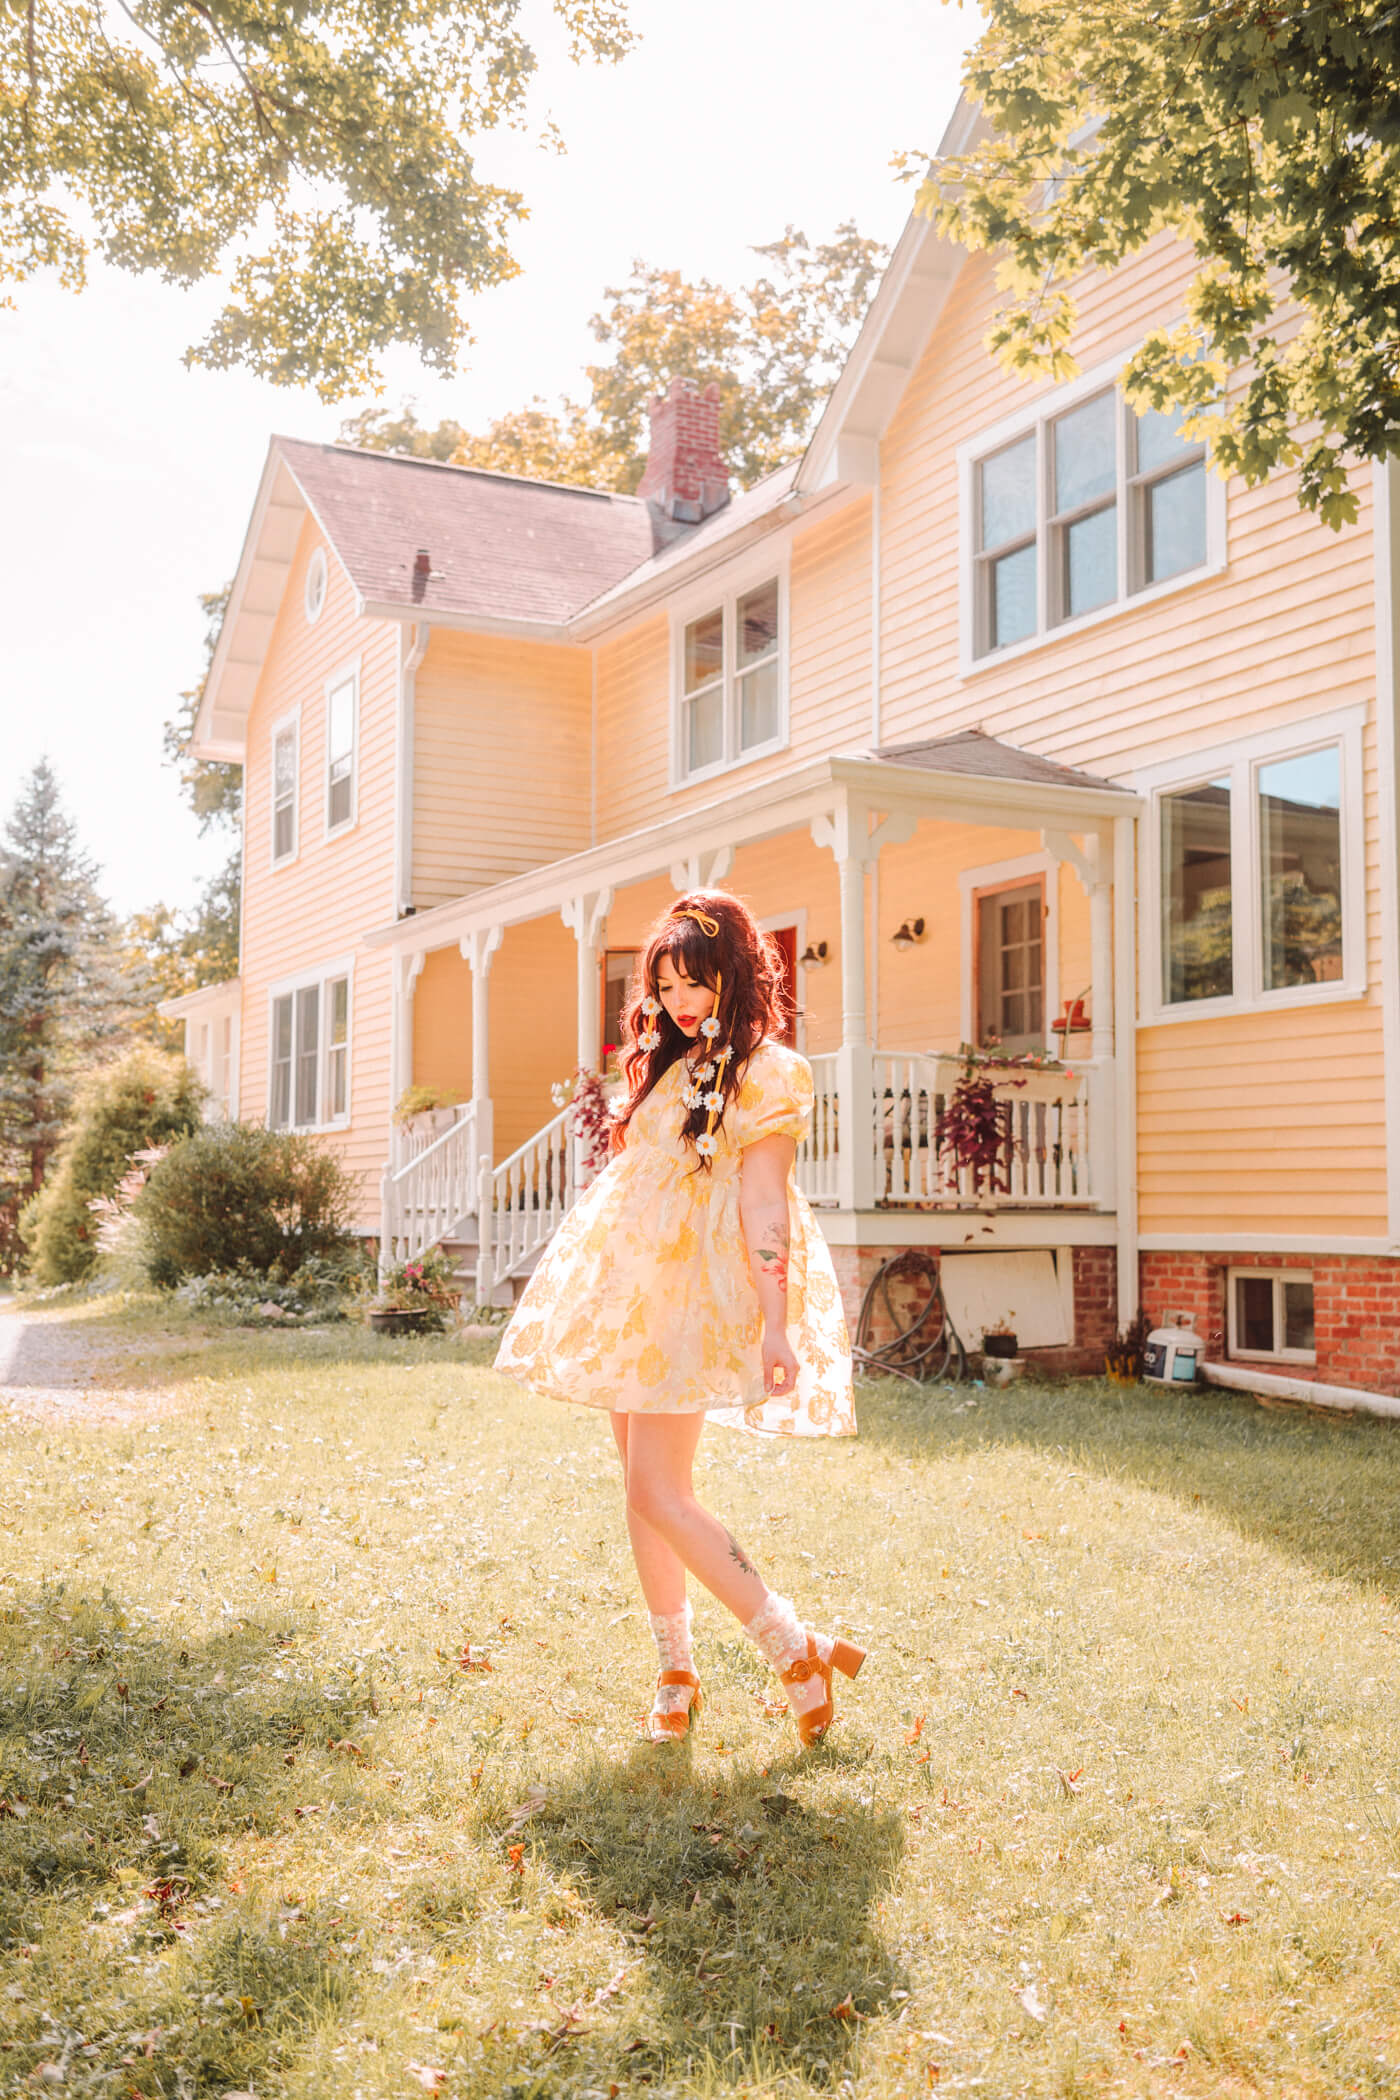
top-left (830, 1241), bottom-right (1118, 1377)
top-left (1138, 1250), bottom-right (1400, 1399)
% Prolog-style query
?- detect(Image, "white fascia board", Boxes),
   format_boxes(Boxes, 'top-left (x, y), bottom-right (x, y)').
top-left (194, 443), bottom-right (300, 760)
top-left (358, 599), bottom-right (570, 645)
top-left (158, 976), bottom-right (242, 1021)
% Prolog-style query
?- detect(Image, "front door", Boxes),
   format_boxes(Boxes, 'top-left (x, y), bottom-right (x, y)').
top-left (975, 878), bottom-right (1045, 1053)
top-left (767, 924), bottom-right (798, 1046)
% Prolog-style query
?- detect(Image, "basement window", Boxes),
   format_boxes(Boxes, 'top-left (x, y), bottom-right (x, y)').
top-left (1227, 1269), bottom-right (1315, 1363)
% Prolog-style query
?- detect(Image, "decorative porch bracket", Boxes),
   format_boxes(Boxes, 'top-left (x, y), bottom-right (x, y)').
top-left (668, 845), bottom-right (734, 892)
top-left (560, 887), bottom-right (614, 1072)
top-left (810, 798), bottom-right (918, 1210)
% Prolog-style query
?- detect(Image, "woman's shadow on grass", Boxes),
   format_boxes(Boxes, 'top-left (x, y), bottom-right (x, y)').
top-left (526, 1740), bottom-right (907, 2088)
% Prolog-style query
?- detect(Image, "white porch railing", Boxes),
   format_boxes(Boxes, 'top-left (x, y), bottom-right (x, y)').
top-left (390, 1103), bottom-right (473, 1173)
top-left (795, 1052), bottom-right (1098, 1209)
top-left (476, 1108), bottom-right (574, 1299)
top-left (379, 1102), bottom-right (478, 1269)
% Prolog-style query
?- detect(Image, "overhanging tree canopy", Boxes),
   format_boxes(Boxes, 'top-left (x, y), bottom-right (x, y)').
top-left (1, 0), bottom-right (634, 397)
top-left (914, 0), bottom-right (1400, 527)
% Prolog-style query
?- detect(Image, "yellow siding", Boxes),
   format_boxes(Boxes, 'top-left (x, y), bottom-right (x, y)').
top-left (239, 513), bottom-right (399, 1230)
top-left (593, 498), bottom-right (876, 841)
top-left (488, 916), bottom-right (577, 1160)
top-left (413, 630), bottom-right (593, 908)
top-left (412, 948), bottom-right (473, 1104)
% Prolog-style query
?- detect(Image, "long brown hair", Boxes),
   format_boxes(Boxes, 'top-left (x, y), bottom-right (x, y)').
top-left (611, 890), bottom-right (789, 1164)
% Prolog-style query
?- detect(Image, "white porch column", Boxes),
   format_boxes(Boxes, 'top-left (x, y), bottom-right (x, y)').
top-left (560, 888), bottom-right (613, 1072)
top-left (812, 799), bottom-right (915, 1211)
top-left (1043, 825), bottom-right (1118, 1213)
top-left (460, 925), bottom-right (503, 1173)
top-left (389, 950), bottom-right (426, 1142)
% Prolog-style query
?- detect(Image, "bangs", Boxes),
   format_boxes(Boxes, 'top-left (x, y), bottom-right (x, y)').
top-left (646, 921), bottom-right (717, 991)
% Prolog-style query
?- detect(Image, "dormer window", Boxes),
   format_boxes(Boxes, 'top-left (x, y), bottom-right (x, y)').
top-left (672, 562), bottom-right (788, 784)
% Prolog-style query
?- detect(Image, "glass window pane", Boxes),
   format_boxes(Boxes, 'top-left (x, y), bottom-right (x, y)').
top-left (1259, 745), bottom-right (1343, 990)
top-left (1147, 461), bottom-right (1207, 583)
top-left (687, 685), bottom-right (723, 773)
top-left (1065, 503), bottom-right (1117, 617)
top-left (1162, 779), bottom-right (1232, 1003)
top-left (1236, 1276), bottom-right (1275, 1353)
top-left (1053, 392), bottom-right (1116, 513)
top-left (1282, 1280), bottom-right (1314, 1353)
top-left (328, 682), bottom-right (354, 761)
top-left (274, 726), bottom-right (296, 799)
top-left (684, 609), bottom-right (723, 695)
top-left (327, 1047), bottom-right (347, 1120)
top-left (737, 581), bottom-right (778, 668)
top-left (990, 544), bottom-right (1036, 649)
top-left (328, 977), bottom-right (348, 1046)
top-left (271, 995), bottom-right (293, 1128)
top-left (1136, 402), bottom-right (1194, 474)
top-left (328, 761), bottom-right (353, 830)
top-left (739, 658), bottom-right (779, 749)
top-left (979, 436), bottom-right (1036, 550)
top-left (295, 985), bottom-right (319, 1126)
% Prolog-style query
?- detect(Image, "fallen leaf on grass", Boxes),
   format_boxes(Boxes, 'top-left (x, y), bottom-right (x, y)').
top-left (904, 1715), bottom-right (925, 1745)
top-left (1223, 1910), bottom-right (1251, 1926)
top-left (831, 1994), bottom-right (862, 2022)
top-left (507, 1844), bottom-right (526, 1874)
top-left (406, 2067), bottom-right (447, 2093)
top-left (1057, 1767), bottom-right (1084, 1796)
top-left (1016, 1981), bottom-right (1049, 2022)
top-left (294, 1802), bottom-right (324, 1818)
top-left (503, 1787), bottom-right (548, 1832)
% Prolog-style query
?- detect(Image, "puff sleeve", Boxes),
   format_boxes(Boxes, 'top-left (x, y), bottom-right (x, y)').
top-left (733, 1044), bottom-right (814, 1149)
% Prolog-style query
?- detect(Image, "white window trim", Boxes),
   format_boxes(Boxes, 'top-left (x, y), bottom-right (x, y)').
top-left (956, 349), bottom-right (1227, 678)
top-left (1136, 703), bottom-right (1367, 1025)
top-left (957, 851), bottom-right (1060, 1049)
top-left (304, 545), bottom-right (329, 627)
top-left (323, 655), bottom-right (362, 841)
top-left (265, 953), bottom-right (355, 1134)
top-left (269, 704), bottom-right (301, 870)
top-left (668, 545), bottom-right (791, 789)
top-left (1227, 1266), bottom-right (1316, 1364)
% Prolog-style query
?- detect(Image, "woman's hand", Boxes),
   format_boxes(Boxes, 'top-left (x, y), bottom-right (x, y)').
top-left (763, 1323), bottom-right (799, 1399)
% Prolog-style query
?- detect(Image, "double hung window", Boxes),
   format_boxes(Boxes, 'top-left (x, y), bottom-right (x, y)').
top-left (1145, 711), bottom-right (1361, 1018)
top-left (325, 669), bottom-right (358, 835)
top-left (269, 967), bottom-right (351, 1130)
top-left (271, 712), bottom-right (299, 865)
top-left (675, 571), bottom-right (785, 782)
top-left (967, 375), bottom-right (1212, 661)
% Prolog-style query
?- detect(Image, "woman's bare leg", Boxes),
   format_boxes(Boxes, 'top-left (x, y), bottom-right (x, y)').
top-left (608, 1412), bottom-right (689, 1617)
top-left (620, 1413), bottom-right (769, 1623)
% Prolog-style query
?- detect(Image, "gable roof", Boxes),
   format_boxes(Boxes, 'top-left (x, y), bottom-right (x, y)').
top-left (872, 727), bottom-right (1121, 794)
top-left (273, 437), bottom-right (689, 629)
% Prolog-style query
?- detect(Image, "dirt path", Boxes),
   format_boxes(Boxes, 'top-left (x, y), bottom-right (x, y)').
top-left (0, 1296), bottom-right (197, 1429)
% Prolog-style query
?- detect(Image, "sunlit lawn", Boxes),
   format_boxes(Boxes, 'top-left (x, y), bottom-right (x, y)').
top-left (1, 1295), bottom-right (1399, 2097)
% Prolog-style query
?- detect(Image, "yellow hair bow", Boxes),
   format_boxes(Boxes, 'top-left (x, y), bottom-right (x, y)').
top-left (674, 906), bottom-right (720, 937)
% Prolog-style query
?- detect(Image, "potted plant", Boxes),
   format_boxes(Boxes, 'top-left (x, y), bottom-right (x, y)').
top-left (392, 1084), bottom-right (464, 1139)
top-left (982, 1316), bottom-right (1019, 1359)
top-left (1105, 1307), bottom-right (1151, 1383)
top-left (368, 1246), bottom-right (460, 1334)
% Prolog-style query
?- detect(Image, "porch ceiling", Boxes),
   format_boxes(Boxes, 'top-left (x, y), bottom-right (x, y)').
top-left (363, 741), bottom-right (1139, 960)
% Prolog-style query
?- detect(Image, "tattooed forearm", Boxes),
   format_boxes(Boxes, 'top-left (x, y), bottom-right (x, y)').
top-left (754, 1220), bottom-right (790, 1294)
top-left (726, 1528), bottom-right (758, 1578)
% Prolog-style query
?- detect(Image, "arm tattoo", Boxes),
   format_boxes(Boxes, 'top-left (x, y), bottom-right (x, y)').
top-left (726, 1528), bottom-right (758, 1578)
top-left (755, 1219), bottom-right (790, 1294)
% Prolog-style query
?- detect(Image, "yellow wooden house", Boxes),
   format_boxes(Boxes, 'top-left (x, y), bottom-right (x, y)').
top-left (169, 106), bottom-right (1400, 1398)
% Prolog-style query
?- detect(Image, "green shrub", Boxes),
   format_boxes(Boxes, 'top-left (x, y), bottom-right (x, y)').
top-left (134, 1122), bottom-right (359, 1289)
top-left (174, 1247), bottom-right (374, 1324)
top-left (20, 1048), bottom-right (206, 1285)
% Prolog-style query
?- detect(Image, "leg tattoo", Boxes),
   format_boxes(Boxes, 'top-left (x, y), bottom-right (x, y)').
top-left (725, 1528), bottom-right (758, 1579)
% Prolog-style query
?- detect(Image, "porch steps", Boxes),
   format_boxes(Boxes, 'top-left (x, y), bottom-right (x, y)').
top-left (439, 1222), bottom-right (543, 1308)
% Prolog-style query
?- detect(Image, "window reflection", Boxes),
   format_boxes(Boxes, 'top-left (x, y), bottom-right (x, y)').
top-left (1259, 747), bottom-right (1343, 990)
top-left (1162, 778), bottom-right (1233, 1003)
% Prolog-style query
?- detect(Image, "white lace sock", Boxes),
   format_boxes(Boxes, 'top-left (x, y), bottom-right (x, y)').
top-left (742, 1591), bottom-right (831, 1726)
top-left (648, 1600), bottom-right (697, 1721)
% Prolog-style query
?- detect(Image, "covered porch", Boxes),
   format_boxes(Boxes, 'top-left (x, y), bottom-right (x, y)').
top-left (363, 733), bottom-right (1140, 1327)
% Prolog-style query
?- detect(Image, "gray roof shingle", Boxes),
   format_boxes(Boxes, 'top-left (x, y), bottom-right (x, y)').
top-left (872, 728), bottom-right (1121, 793)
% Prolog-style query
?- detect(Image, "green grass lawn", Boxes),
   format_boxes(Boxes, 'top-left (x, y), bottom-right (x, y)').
top-left (1, 1297), bottom-right (1399, 2098)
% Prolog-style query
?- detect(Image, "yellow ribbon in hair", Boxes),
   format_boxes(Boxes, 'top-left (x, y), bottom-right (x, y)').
top-left (674, 906), bottom-right (720, 937)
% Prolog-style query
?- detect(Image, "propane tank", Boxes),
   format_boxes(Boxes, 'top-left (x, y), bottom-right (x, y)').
top-left (1142, 1317), bottom-right (1202, 1385)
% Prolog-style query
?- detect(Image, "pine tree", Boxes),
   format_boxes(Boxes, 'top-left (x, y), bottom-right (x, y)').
top-left (0, 759), bottom-right (132, 1270)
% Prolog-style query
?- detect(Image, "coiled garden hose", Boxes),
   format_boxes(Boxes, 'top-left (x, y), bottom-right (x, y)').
top-left (851, 1248), bottom-right (967, 1386)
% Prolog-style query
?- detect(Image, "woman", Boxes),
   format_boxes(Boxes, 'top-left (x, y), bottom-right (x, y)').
top-left (494, 890), bottom-right (863, 1746)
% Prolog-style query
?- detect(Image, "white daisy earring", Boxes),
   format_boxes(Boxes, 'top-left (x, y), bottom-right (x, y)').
top-left (638, 992), bottom-right (661, 1054)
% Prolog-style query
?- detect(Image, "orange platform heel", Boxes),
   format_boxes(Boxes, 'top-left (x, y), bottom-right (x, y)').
top-left (779, 1634), bottom-right (866, 1748)
top-left (643, 1668), bottom-right (703, 1743)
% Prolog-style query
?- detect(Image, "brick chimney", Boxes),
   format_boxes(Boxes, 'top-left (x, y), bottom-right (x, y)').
top-left (636, 376), bottom-right (730, 523)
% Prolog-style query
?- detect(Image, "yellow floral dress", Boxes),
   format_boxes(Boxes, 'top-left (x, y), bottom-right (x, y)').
top-left (493, 1040), bottom-right (855, 1436)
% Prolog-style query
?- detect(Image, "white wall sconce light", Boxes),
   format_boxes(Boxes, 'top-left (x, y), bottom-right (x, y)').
top-left (798, 940), bottom-right (829, 968)
top-left (890, 917), bottom-right (926, 951)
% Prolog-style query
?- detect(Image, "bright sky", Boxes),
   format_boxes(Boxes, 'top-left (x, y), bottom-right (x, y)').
top-left (0, 0), bottom-right (981, 918)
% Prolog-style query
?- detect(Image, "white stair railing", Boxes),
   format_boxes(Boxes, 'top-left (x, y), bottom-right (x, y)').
top-left (796, 1053), bottom-right (839, 1205)
top-left (477, 1107), bottom-right (573, 1298)
top-left (379, 1102), bottom-right (478, 1271)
